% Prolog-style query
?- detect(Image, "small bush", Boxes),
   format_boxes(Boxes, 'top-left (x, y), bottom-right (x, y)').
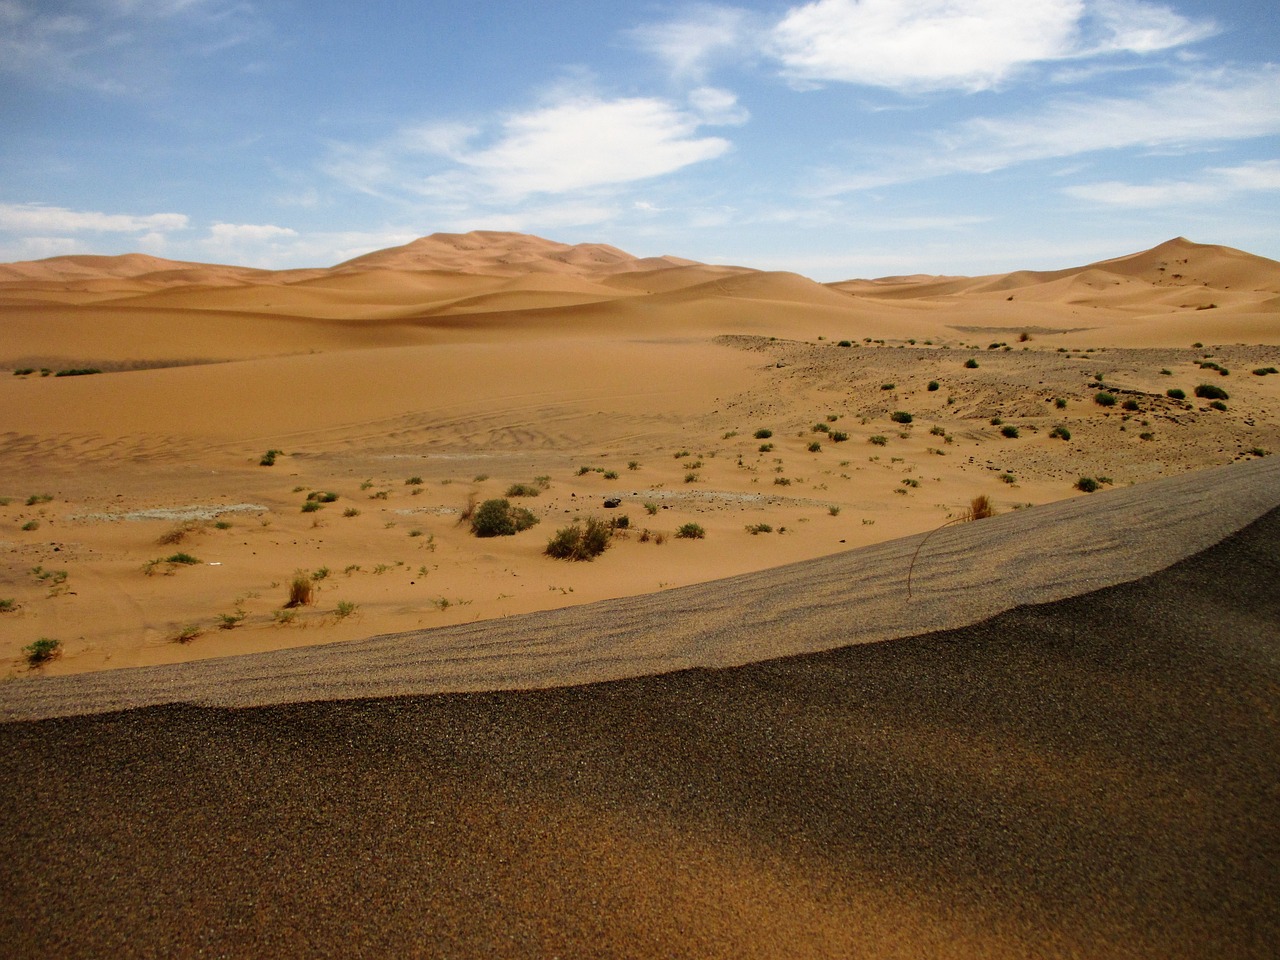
top-left (1252, 367), bottom-right (1278, 376)
top-left (259, 449), bottom-right (283, 466)
top-left (1076, 477), bottom-right (1100, 493)
top-left (964, 358), bottom-right (979, 369)
top-left (754, 428), bottom-right (773, 439)
top-left (26, 493), bottom-right (53, 506)
top-left (880, 383), bottom-right (895, 391)
top-left (343, 507), bottom-right (360, 518)
top-left (335, 601), bottom-right (358, 619)
top-left (927, 381), bottom-right (940, 391)
top-left (1050, 425), bottom-right (1072, 441)
top-left (967, 496), bottom-right (995, 521)
top-left (164, 552), bottom-right (200, 565)
top-left (405, 476), bottom-right (423, 486)
top-left (890, 411), bottom-right (913, 424)
top-left (746, 523), bottom-right (773, 535)
top-left (0, 598), bottom-right (16, 613)
top-left (470, 498), bottom-right (539, 537)
top-left (505, 482), bottom-right (542, 497)
top-left (1000, 425), bottom-right (1020, 438)
top-left (24, 637), bottom-right (61, 665)
top-left (21, 520), bottom-right (39, 531)
top-left (1122, 399), bottom-right (1140, 411)
top-left (1194, 383), bottom-right (1229, 400)
top-left (1167, 388), bottom-right (1186, 400)
top-left (807, 441), bottom-right (822, 452)
top-left (285, 575), bottom-right (314, 608)
top-left (1094, 392), bottom-right (1117, 407)
top-left (869, 435), bottom-right (888, 446)
top-left (545, 517), bottom-right (613, 561)
top-left (830, 431), bottom-right (849, 442)
top-left (1055, 397), bottom-right (1067, 409)
top-left (1210, 400), bottom-right (1227, 411)
top-left (758, 442), bottom-right (774, 452)
top-left (54, 368), bottom-right (102, 377)
top-left (837, 340), bottom-right (852, 347)
top-left (676, 522), bottom-right (705, 539)
top-left (301, 500), bottom-right (322, 513)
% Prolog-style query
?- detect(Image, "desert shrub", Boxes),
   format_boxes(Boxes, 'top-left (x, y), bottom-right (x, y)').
top-left (1001, 425), bottom-right (1020, 438)
top-left (890, 411), bottom-right (913, 424)
top-left (335, 601), bottom-right (358, 619)
top-left (1049, 425), bottom-right (1072, 440)
top-left (164, 553), bottom-right (200, 565)
top-left (21, 520), bottom-right (39, 531)
top-left (13, 368), bottom-right (35, 376)
top-left (307, 491), bottom-right (339, 503)
top-left (807, 441), bottom-right (822, 452)
top-left (684, 472), bottom-right (699, 483)
top-left (405, 476), bottom-right (423, 486)
top-left (830, 431), bottom-right (849, 442)
top-left (758, 442), bottom-right (774, 452)
top-left (1194, 383), bottom-right (1229, 400)
top-left (172, 625), bottom-right (202, 643)
top-left (54, 368), bottom-right (102, 377)
top-left (837, 340), bottom-right (852, 347)
top-left (869, 435), bottom-right (888, 446)
top-left (746, 523), bottom-right (773, 535)
top-left (1094, 392), bottom-right (1117, 407)
top-left (676, 522), bottom-right (706, 539)
top-left (927, 380), bottom-right (940, 391)
top-left (1076, 477), bottom-right (1100, 493)
top-left (1167, 388), bottom-right (1186, 399)
top-left (880, 383), bottom-right (895, 391)
top-left (1139, 432), bottom-right (1155, 441)
top-left (343, 507), bottom-right (360, 518)
top-left (545, 517), bottom-right (613, 561)
top-left (1122, 398), bottom-right (1140, 411)
top-left (26, 493), bottom-right (53, 506)
top-left (285, 575), bottom-right (314, 608)
top-left (964, 358), bottom-right (979, 368)
top-left (990, 417), bottom-right (1003, 426)
top-left (470, 498), bottom-right (538, 537)
top-left (967, 495), bottom-right (995, 521)
top-left (644, 502), bottom-right (659, 515)
top-left (505, 482), bottom-right (541, 497)
top-left (1210, 400), bottom-right (1227, 411)
top-left (812, 422), bottom-right (830, 433)
top-left (1054, 397), bottom-right (1068, 409)
top-left (754, 428), bottom-right (773, 439)
top-left (1252, 367), bottom-right (1278, 376)
top-left (24, 637), bottom-right (61, 665)
top-left (259, 449), bottom-right (282, 466)
top-left (301, 500), bottom-right (322, 513)
top-left (0, 598), bottom-right (15, 613)
top-left (774, 477), bottom-right (792, 486)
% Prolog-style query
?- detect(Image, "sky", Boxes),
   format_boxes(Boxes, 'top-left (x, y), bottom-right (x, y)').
top-left (1, 0), bottom-right (1278, 280)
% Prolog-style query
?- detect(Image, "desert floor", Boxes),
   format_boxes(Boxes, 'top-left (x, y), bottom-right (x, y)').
top-left (1, 233), bottom-right (1279, 676)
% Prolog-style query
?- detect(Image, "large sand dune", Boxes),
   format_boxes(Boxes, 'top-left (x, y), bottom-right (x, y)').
top-left (1, 232), bottom-right (1278, 680)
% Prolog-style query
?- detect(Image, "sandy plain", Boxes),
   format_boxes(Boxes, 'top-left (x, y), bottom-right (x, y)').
top-left (1, 231), bottom-right (1278, 678)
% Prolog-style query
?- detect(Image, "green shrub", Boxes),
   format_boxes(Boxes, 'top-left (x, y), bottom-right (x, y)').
top-left (405, 476), bottom-right (423, 485)
top-left (1252, 367), bottom-right (1278, 376)
top-left (754, 428), bottom-right (773, 439)
top-left (869, 435), bottom-right (888, 446)
top-left (880, 383), bottom-right (895, 391)
top-left (1050, 425), bottom-right (1071, 440)
top-left (890, 411), bottom-right (913, 424)
top-left (301, 500), bottom-right (322, 513)
top-left (1094, 392), bottom-right (1117, 407)
top-left (812, 422), bottom-right (830, 433)
top-left (26, 493), bottom-right (53, 506)
top-left (24, 637), bottom-right (60, 665)
top-left (837, 340), bottom-right (852, 347)
top-left (1210, 400), bottom-right (1227, 411)
top-left (1055, 397), bottom-right (1067, 409)
top-left (259, 449), bottom-right (283, 466)
top-left (471, 498), bottom-right (539, 537)
top-left (675, 522), bottom-right (705, 539)
top-left (54, 368), bottom-right (102, 377)
top-left (505, 482), bottom-right (542, 497)
top-left (830, 431), bottom-right (849, 442)
top-left (1076, 477), bottom-right (1100, 493)
top-left (746, 523), bottom-right (773, 535)
top-left (1167, 388), bottom-right (1186, 399)
top-left (927, 380), bottom-right (939, 391)
top-left (807, 441), bottom-right (822, 452)
top-left (335, 601), bottom-right (358, 619)
top-left (1001, 425), bottom-right (1020, 438)
top-left (307, 491), bottom-right (339, 503)
top-left (1195, 383), bottom-right (1229, 400)
top-left (164, 553), bottom-right (200, 565)
top-left (1122, 399), bottom-right (1140, 411)
top-left (758, 442), bottom-right (774, 452)
top-left (964, 358), bottom-right (979, 369)
top-left (0, 598), bottom-right (15, 613)
top-left (285, 575), bottom-right (314, 608)
top-left (545, 517), bottom-right (612, 561)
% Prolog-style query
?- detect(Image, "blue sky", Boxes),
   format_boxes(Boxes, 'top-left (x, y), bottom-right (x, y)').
top-left (2, 0), bottom-right (1277, 280)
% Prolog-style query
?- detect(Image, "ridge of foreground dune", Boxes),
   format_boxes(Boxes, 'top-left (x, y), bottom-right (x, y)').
top-left (3, 454), bottom-right (1275, 722)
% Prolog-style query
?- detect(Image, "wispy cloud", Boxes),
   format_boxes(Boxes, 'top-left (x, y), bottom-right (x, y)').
top-left (325, 91), bottom-right (744, 205)
top-left (817, 66), bottom-right (1280, 192)
top-left (629, 4), bottom-right (756, 82)
top-left (0, 202), bottom-right (189, 234)
top-left (1064, 160), bottom-right (1280, 207)
top-left (0, 0), bottom-right (264, 94)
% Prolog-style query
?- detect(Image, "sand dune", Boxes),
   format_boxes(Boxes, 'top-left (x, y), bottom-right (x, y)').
top-left (1, 232), bottom-right (1278, 682)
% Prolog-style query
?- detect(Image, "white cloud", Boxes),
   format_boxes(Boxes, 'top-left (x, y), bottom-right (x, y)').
top-left (817, 66), bottom-right (1280, 192)
top-left (630, 5), bottom-right (753, 81)
top-left (0, 202), bottom-right (189, 233)
top-left (766, 0), bottom-right (1215, 93)
top-left (1064, 160), bottom-right (1280, 207)
top-left (328, 93), bottom-right (737, 204)
top-left (208, 222), bottom-right (298, 242)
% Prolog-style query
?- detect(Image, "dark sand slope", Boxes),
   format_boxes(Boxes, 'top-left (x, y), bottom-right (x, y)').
top-left (2, 491), bottom-right (1279, 956)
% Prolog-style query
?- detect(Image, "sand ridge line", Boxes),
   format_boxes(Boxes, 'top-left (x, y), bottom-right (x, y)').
top-left (67, 503), bottom-right (270, 523)
top-left (3, 455), bottom-right (1276, 723)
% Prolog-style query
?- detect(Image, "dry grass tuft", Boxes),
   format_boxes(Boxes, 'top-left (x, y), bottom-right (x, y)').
top-left (967, 495), bottom-right (996, 521)
top-left (285, 575), bottom-right (314, 608)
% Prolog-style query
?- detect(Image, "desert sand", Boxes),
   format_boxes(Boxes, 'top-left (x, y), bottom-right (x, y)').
top-left (2, 232), bottom-right (1279, 957)
top-left (1, 232), bottom-right (1278, 677)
